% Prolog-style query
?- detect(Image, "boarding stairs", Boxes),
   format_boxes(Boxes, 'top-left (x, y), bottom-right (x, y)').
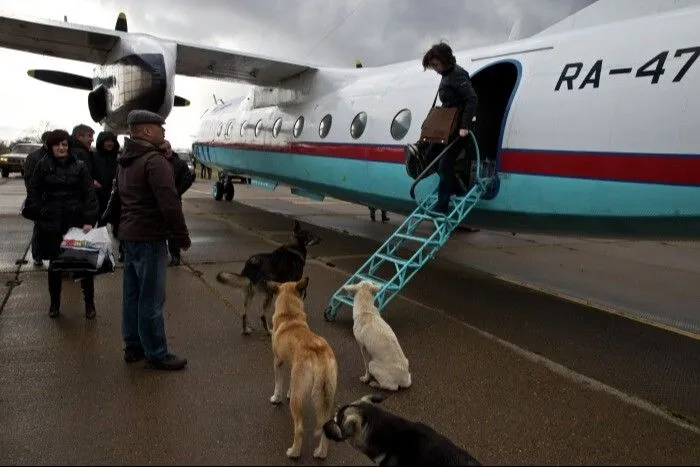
top-left (324, 134), bottom-right (494, 321)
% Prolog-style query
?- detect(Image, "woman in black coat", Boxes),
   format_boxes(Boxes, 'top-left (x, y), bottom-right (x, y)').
top-left (22, 129), bottom-right (100, 319)
top-left (421, 41), bottom-right (479, 215)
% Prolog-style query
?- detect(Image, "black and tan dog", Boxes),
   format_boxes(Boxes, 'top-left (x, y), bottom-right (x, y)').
top-left (216, 220), bottom-right (321, 335)
top-left (323, 394), bottom-right (481, 466)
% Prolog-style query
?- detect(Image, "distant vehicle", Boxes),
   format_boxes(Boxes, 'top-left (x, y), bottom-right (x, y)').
top-left (0, 142), bottom-right (42, 178)
top-left (177, 151), bottom-right (195, 176)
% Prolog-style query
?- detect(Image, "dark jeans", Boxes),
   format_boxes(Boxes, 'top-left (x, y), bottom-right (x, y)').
top-left (424, 137), bottom-right (464, 212)
top-left (49, 270), bottom-right (94, 308)
top-left (31, 223), bottom-right (42, 260)
top-left (121, 240), bottom-right (170, 361)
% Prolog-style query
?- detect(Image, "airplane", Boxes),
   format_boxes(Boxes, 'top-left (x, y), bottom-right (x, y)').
top-left (1, 0), bottom-right (700, 242)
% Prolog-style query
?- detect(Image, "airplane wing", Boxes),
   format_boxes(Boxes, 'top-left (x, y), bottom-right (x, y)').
top-left (175, 41), bottom-right (317, 86)
top-left (0, 15), bottom-right (120, 64)
top-left (0, 14), bottom-right (317, 86)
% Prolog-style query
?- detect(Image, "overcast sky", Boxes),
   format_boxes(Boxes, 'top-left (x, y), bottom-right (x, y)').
top-left (0, 0), bottom-right (594, 149)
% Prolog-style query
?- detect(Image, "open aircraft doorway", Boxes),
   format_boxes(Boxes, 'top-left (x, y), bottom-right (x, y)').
top-left (469, 60), bottom-right (521, 200)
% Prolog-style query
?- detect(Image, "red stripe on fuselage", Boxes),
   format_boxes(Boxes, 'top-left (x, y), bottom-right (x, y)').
top-left (199, 142), bottom-right (700, 186)
top-left (499, 149), bottom-right (700, 186)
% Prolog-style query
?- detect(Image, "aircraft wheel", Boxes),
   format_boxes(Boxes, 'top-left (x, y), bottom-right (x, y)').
top-left (212, 181), bottom-right (224, 201)
top-left (224, 181), bottom-right (234, 201)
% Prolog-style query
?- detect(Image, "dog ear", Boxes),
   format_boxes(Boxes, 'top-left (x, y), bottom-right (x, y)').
top-left (368, 281), bottom-right (381, 294)
top-left (293, 220), bottom-right (301, 233)
top-left (296, 276), bottom-right (309, 295)
top-left (265, 281), bottom-right (281, 294)
top-left (361, 394), bottom-right (386, 405)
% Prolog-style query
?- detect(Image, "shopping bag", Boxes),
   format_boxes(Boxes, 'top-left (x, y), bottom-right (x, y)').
top-left (50, 226), bottom-right (115, 275)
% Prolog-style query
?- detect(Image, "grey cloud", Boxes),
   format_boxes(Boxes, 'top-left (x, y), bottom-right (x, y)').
top-left (98, 0), bottom-right (595, 67)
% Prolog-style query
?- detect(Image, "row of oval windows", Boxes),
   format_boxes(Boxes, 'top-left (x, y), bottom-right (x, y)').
top-left (211, 109), bottom-right (413, 142)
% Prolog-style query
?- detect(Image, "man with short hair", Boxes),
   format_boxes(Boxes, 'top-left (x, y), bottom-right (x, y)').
top-left (161, 140), bottom-right (194, 266)
top-left (70, 124), bottom-right (98, 184)
top-left (23, 131), bottom-right (51, 266)
top-left (117, 109), bottom-right (191, 371)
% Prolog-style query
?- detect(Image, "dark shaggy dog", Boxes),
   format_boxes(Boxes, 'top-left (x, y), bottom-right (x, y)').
top-left (323, 394), bottom-right (481, 466)
top-left (216, 220), bottom-right (321, 335)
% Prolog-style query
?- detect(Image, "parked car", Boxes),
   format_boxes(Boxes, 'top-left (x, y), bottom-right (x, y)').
top-left (0, 142), bottom-right (42, 178)
top-left (177, 151), bottom-right (195, 176)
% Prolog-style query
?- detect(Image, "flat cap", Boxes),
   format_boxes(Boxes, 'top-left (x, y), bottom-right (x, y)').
top-left (127, 109), bottom-right (165, 126)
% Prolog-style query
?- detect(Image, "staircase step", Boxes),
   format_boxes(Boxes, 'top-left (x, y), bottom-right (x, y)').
top-left (375, 253), bottom-right (409, 266)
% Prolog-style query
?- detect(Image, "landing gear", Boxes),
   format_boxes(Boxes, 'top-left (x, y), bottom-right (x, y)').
top-left (212, 181), bottom-right (224, 201)
top-left (224, 181), bottom-right (234, 201)
top-left (212, 174), bottom-right (236, 202)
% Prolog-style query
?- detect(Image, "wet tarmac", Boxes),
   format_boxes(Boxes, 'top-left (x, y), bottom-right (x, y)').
top-left (1, 175), bottom-right (699, 465)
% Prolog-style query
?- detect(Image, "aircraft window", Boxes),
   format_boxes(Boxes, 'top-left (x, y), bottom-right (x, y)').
top-left (350, 111), bottom-right (367, 139)
top-left (293, 116), bottom-right (304, 138)
top-left (255, 119), bottom-right (263, 137)
top-left (240, 120), bottom-right (247, 136)
top-left (216, 122), bottom-right (223, 137)
top-left (319, 114), bottom-right (332, 138)
top-left (390, 108), bottom-right (412, 140)
top-left (272, 117), bottom-right (282, 137)
top-left (225, 120), bottom-right (235, 138)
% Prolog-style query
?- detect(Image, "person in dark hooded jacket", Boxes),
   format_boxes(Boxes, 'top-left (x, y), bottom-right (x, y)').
top-left (93, 131), bottom-right (120, 225)
top-left (23, 131), bottom-right (51, 266)
top-left (161, 139), bottom-right (194, 266)
top-left (22, 129), bottom-right (100, 319)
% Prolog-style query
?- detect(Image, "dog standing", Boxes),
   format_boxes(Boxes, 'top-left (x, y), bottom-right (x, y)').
top-left (267, 277), bottom-right (338, 459)
top-left (342, 280), bottom-right (411, 391)
top-left (323, 394), bottom-right (481, 466)
top-left (215, 220), bottom-right (321, 335)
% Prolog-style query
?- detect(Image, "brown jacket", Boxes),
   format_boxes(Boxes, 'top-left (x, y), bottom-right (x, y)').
top-left (116, 137), bottom-right (190, 247)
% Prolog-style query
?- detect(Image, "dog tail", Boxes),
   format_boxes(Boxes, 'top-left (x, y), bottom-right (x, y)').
top-left (312, 355), bottom-right (338, 422)
top-left (215, 271), bottom-right (250, 289)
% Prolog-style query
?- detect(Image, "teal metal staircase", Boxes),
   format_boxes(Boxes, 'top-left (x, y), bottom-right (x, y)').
top-left (323, 133), bottom-right (492, 321)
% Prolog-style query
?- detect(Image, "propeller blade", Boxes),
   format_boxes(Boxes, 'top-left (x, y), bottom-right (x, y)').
top-left (174, 96), bottom-right (190, 107)
top-left (27, 69), bottom-right (92, 90)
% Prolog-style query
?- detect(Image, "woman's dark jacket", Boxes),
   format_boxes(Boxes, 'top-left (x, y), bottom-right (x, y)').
top-left (21, 152), bottom-right (99, 258)
top-left (437, 63), bottom-right (479, 131)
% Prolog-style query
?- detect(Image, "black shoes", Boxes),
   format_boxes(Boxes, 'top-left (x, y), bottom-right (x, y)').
top-left (124, 348), bottom-right (145, 363)
top-left (124, 349), bottom-right (187, 370)
top-left (47, 304), bottom-right (96, 319)
top-left (145, 354), bottom-right (187, 371)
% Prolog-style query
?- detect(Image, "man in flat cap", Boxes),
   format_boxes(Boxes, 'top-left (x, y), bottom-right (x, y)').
top-left (116, 109), bottom-right (191, 371)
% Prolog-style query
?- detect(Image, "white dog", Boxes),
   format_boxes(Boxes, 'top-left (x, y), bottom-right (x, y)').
top-left (342, 280), bottom-right (411, 391)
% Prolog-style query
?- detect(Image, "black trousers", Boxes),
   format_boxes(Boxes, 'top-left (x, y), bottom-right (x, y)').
top-left (48, 270), bottom-right (94, 308)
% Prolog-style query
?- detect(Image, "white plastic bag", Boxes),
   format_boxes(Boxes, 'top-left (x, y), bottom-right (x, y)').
top-left (60, 226), bottom-right (114, 268)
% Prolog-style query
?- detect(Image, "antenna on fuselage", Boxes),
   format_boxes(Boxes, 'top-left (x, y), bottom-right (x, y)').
top-left (115, 12), bottom-right (128, 32)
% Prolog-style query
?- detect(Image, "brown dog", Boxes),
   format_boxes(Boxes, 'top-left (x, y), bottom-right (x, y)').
top-left (267, 277), bottom-right (338, 460)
